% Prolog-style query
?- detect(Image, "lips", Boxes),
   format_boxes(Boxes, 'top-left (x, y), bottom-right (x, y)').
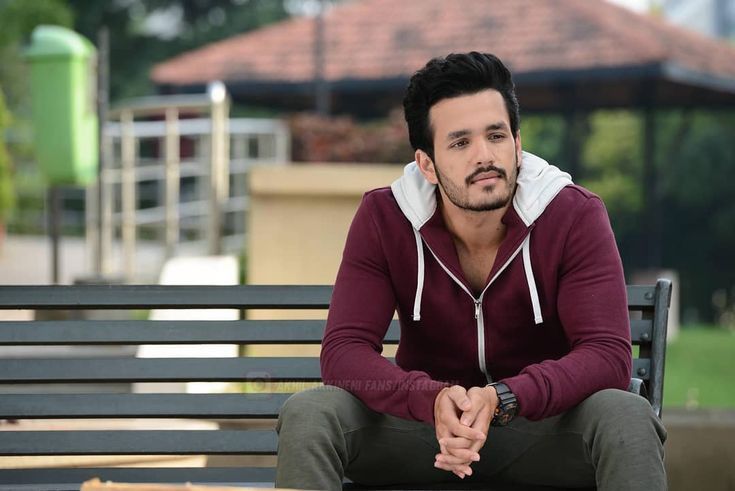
top-left (470, 172), bottom-right (501, 184)
top-left (466, 166), bottom-right (507, 186)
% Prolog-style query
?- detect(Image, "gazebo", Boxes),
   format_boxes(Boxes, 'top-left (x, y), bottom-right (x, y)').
top-left (152, 0), bottom-right (735, 268)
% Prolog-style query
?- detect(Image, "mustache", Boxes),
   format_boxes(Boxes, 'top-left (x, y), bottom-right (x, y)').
top-left (465, 165), bottom-right (507, 186)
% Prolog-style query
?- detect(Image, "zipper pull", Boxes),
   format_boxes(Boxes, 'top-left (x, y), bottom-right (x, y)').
top-left (474, 300), bottom-right (481, 320)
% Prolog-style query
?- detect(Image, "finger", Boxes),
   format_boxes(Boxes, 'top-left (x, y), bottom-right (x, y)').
top-left (437, 447), bottom-right (480, 462)
top-left (436, 451), bottom-right (479, 465)
top-left (435, 390), bottom-right (465, 440)
top-left (447, 420), bottom-right (486, 441)
top-left (446, 385), bottom-right (471, 412)
top-left (435, 453), bottom-right (470, 466)
top-left (438, 436), bottom-right (481, 463)
top-left (434, 460), bottom-right (462, 472)
top-left (434, 460), bottom-right (472, 477)
top-left (439, 436), bottom-right (474, 449)
top-left (465, 409), bottom-right (492, 453)
top-left (461, 386), bottom-right (495, 426)
top-left (458, 398), bottom-right (483, 427)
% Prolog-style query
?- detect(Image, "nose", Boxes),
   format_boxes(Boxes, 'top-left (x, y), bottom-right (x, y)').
top-left (471, 137), bottom-right (495, 166)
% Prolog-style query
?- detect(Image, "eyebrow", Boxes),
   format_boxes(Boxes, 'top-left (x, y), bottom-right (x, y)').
top-left (445, 122), bottom-right (509, 141)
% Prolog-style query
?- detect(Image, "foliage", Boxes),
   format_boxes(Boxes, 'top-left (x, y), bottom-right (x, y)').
top-left (65, 0), bottom-right (291, 101)
top-left (520, 115), bottom-right (566, 166)
top-left (580, 111), bottom-right (644, 234)
top-left (0, 0), bottom-right (73, 115)
top-left (0, 0), bottom-right (74, 226)
top-left (525, 109), bottom-right (735, 324)
top-left (656, 110), bottom-right (735, 322)
top-left (663, 326), bottom-right (735, 408)
top-left (0, 88), bottom-right (14, 221)
top-left (0, 0), bottom-right (73, 47)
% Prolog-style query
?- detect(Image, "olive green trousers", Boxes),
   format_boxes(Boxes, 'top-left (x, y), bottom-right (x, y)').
top-left (275, 386), bottom-right (667, 490)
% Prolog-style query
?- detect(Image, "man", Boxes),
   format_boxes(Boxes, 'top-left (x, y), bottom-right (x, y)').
top-left (276, 52), bottom-right (666, 490)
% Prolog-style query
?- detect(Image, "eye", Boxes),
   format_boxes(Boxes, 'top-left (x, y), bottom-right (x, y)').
top-left (450, 139), bottom-right (469, 149)
top-left (488, 133), bottom-right (506, 141)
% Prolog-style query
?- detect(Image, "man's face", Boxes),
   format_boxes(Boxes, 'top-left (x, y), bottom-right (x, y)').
top-left (417, 89), bottom-right (521, 212)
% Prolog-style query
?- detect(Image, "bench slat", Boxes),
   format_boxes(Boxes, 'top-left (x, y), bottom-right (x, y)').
top-left (0, 318), bottom-right (645, 345)
top-left (626, 285), bottom-right (656, 308)
top-left (0, 467), bottom-right (276, 486)
top-left (0, 285), bottom-right (655, 310)
top-left (0, 393), bottom-right (291, 419)
top-left (0, 357), bottom-right (323, 383)
top-left (0, 320), bottom-right (402, 345)
top-left (0, 285), bottom-right (332, 310)
top-left (0, 430), bottom-right (277, 456)
top-left (0, 357), bottom-right (652, 383)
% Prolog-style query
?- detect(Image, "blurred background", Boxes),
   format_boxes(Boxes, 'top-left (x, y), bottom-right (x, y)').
top-left (0, 0), bottom-right (734, 488)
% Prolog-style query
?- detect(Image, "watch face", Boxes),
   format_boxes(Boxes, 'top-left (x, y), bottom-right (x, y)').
top-left (492, 403), bottom-right (518, 426)
top-left (491, 384), bottom-right (518, 427)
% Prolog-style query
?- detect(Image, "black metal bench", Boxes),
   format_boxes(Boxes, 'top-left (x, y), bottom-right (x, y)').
top-left (0, 280), bottom-right (672, 491)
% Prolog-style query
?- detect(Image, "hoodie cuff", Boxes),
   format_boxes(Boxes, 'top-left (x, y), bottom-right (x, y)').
top-left (407, 378), bottom-right (449, 425)
top-left (501, 374), bottom-right (541, 420)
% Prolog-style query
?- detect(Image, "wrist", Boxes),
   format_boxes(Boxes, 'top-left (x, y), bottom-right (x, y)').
top-left (482, 384), bottom-right (499, 407)
top-left (487, 382), bottom-right (519, 426)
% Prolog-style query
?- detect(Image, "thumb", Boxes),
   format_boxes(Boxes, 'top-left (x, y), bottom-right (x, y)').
top-left (446, 386), bottom-right (471, 412)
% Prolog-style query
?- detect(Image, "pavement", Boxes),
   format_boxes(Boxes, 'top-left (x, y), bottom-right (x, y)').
top-left (0, 234), bottom-right (168, 320)
top-left (0, 233), bottom-right (167, 284)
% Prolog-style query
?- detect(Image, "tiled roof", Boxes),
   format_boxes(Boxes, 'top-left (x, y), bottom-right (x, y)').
top-left (151, 0), bottom-right (735, 88)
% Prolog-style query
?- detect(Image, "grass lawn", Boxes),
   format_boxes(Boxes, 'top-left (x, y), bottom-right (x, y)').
top-left (662, 326), bottom-right (735, 408)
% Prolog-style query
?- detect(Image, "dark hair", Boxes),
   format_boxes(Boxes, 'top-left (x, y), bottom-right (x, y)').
top-left (403, 52), bottom-right (520, 160)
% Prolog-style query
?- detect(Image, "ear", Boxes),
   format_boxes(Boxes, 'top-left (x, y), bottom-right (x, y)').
top-left (415, 149), bottom-right (439, 185)
top-left (514, 132), bottom-right (523, 169)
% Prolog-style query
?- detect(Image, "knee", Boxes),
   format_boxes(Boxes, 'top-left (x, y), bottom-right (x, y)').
top-left (587, 389), bottom-right (653, 416)
top-left (277, 386), bottom-right (355, 435)
top-left (580, 389), bottom-right (666, 444)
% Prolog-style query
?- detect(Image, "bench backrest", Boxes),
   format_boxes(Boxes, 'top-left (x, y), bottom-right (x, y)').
top-left (0, 280), bottom-right (672, 489)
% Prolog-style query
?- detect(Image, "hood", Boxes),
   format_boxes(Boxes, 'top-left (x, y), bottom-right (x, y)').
top-left (390, 151), bottom-right (573, 324)
top-left (390, 151), bottom-right (573, 230)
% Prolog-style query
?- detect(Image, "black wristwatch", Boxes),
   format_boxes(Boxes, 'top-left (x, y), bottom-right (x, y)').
top-left (488, 382), bottom-right (519, 426)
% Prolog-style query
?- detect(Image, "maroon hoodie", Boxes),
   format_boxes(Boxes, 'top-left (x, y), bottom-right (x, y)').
top-left (321, 152), bottom-right (631, 425)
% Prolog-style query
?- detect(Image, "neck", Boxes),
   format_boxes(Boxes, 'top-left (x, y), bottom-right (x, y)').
top-left (439, 194), bottom-right (510, 253)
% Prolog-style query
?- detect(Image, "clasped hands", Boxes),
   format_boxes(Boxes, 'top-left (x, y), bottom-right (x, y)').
top-left (433, 384), bottom-right (498, 479)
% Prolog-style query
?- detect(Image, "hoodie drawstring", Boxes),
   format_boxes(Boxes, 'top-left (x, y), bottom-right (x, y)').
top-left (413, 228), bottom-right (542, 325)
top-left (522, 234), bottom-right (543, 325)
top-left (412, 228), bottom-right (425, 321)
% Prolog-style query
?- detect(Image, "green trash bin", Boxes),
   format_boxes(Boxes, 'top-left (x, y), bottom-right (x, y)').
top-left (26, 25), bottom-right (98, 186)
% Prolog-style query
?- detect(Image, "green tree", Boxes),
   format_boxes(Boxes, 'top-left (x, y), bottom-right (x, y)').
top-left (580, 111), bottom-right (643, 240)
top-left (0, 0), bottom-right (73, 233)
top-left (657, 110), bottom-right (735, 323)
top-left (65, 0), bottom-right (292, 101)
top-left (0, 0), bottom-right (73, 115)
top-left (521, 115), bottom-right (566, 166)
top-left (0, 88), bottom-right (14, 223)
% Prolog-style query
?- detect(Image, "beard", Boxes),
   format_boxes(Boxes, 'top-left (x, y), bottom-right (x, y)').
top-left (434, 153), bottom-right (519, 212)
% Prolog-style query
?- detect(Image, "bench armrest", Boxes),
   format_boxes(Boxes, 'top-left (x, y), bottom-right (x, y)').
top-left (627, 377), bottom-right (649, 400)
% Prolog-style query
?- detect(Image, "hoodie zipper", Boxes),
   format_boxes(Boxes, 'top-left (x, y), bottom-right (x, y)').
top-left (423, 238), bottom-right (529, 383)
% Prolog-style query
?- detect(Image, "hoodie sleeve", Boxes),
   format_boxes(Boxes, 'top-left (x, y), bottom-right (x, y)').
top-left (502, 196), bottom-right (632, 420)
top-left (320, 194), bottom-right (446, 425)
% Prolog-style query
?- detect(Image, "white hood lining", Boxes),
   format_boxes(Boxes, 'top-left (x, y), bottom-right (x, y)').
top-left (393, 151), bottom-right (570, 323)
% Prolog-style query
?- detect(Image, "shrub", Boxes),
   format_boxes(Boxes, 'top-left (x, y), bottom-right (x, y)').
top-left (288, 108), bottom-right (414, 164)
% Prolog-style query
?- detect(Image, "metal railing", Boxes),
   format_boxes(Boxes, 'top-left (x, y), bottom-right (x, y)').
top-left (84, 83), bottom-right (290, 281)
